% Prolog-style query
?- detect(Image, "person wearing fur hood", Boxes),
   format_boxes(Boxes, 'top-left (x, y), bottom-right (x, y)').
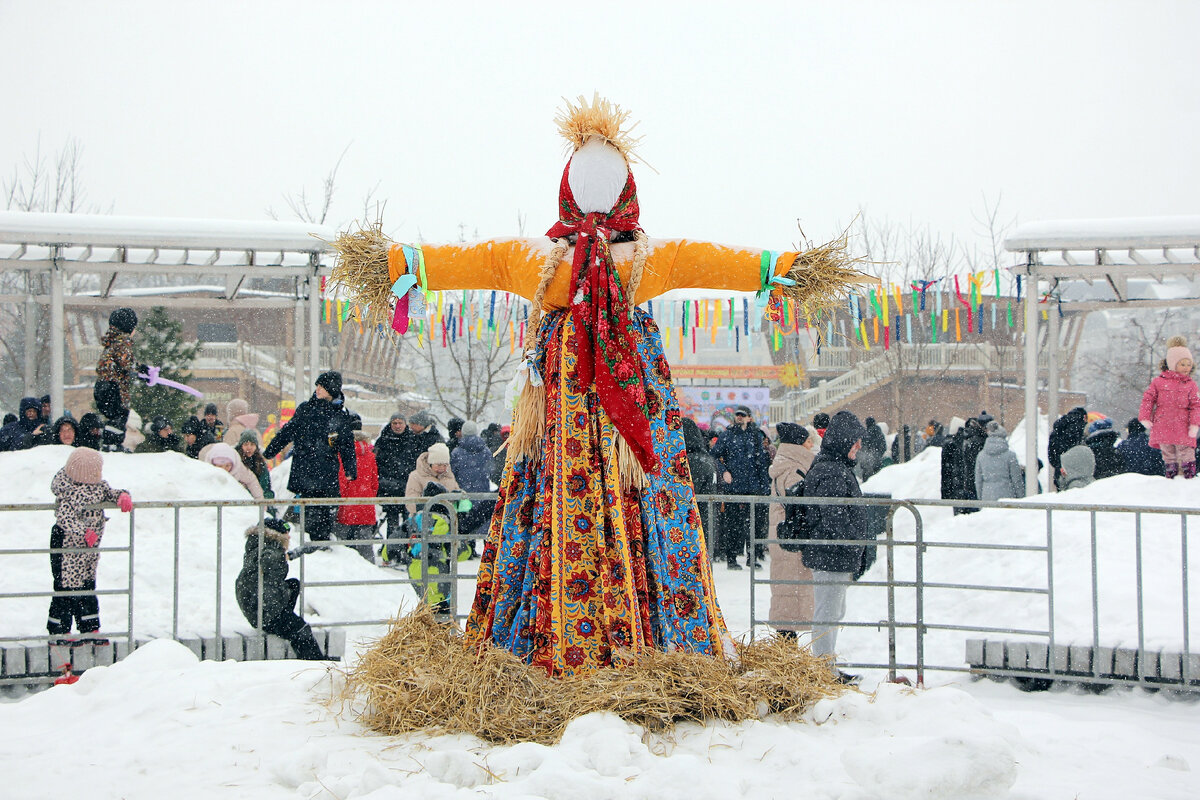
top-left (768, 422), bottom-right (816, 638)
top-left (204, 442), bottom-right (264, 500)
top-left (1139, 335), bottom-right (1200, 479)
top-left (222, 398), bottom-right (260, 448)
top-left (405, 443), bottom-right (459, 515)
top-left (234, 518), bottom-right (329, 660)
top-left (47, 448), bottom-right (133, 637)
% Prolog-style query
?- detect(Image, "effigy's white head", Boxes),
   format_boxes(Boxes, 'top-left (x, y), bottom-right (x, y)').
top-left (568, 138), bottom-right (628, 214)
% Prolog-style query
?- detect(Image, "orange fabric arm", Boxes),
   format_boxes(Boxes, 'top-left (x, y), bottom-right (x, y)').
top-left (633, 240), bottom-right (796, 303)
top-left (417, 239), bottom-right (549, 299)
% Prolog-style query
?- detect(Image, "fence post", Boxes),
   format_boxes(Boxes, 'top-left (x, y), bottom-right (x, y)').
top-left (1046, 507), bottom-right (1056, 678)
top-left (127, 507), bottom-right (136, 650)
top-left (1183, 514), bottom-right (1192, 685)
top-left (885, 504), bottom-right (897, 683)
top-left (172, 506), bottom-right (181, 640)
top-left (914, 504), bottom-right (925, 686)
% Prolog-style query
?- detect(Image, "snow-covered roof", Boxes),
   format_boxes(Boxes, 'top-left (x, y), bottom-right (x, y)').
top-left (1004, 215), bottom-right (1200, 252)
top-left (0, 210), bottom-right (335, 253)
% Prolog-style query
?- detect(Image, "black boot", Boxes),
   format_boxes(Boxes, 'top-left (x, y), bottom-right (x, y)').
top-left (289, 624), bottom-right (330, 661)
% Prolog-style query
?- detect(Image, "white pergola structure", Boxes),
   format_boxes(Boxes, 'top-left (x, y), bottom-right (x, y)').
top-left (0, 211), bottom-right (336, 418)
top-left (1006, 216), bottom-right (1200, 496)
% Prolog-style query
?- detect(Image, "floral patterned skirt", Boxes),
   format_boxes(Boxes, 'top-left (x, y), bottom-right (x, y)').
top-left (463, 309), bottom-right (728, 677)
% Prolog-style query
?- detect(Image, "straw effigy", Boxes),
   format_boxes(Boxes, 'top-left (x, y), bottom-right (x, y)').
top-left (345, 606), bottom-right (848, 746)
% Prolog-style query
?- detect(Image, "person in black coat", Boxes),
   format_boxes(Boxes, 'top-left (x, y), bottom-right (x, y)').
top-left (710, 406), bottom-right (771, 569)
top-left (374, 412), bottom-right (413, 546)
top-left (481, 423), bottom-right (508, 486)
top-left (450, 421), bottom-right (496, 553)
top-left (681, 417), bottom-right (720, 550)
top-left (397, 409), bottom-right (445, 482)
top-left (925, 419), bottom-right (947, 448)
top-left (28, 415), bottom-right (79, 448)
top-left (263, 371), bottom-right (357, 542)
top-left (958, 417), bottom-right (988, 512)
top-left (0, 396), bottom-right (44, 451)
top-left (1116, 418), bottom-right (1164, 476)
top-left (859, 417), bottom-right (887, 481)
top-left (181, 415), bottom-right (215, 459)
top-left (1084, 418), bottom-right (1125, 480)
top-left (798, 409), bottom-right (868, 672)
top-left (1048, 407), bottom-right (1088, 489)
top-left (234, 518), bottom-right (328, 660)
top-left (76, 413), bottom-right (104, 451)
top-left (445, 417), bottom-right (465, 454)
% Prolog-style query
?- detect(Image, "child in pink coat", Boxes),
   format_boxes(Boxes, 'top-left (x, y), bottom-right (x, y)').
top-left (1139, 335), bottom-right (1200, 479)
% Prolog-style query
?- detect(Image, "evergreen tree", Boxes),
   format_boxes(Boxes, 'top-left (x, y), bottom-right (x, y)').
top-left (130, 307), bottom-right (202, 427)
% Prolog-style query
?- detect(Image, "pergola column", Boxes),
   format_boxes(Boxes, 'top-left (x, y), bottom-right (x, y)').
top-left (49, 246), bottom-right (64, 418)
top-left (1023, 270), bottom-right (1039, 497)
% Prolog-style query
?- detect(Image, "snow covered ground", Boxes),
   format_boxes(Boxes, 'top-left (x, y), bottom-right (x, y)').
top-left (2, 435), bottom-right (1200, 799)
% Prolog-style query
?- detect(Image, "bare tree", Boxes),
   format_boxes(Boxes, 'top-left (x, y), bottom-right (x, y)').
top-left (1, 137), bottom-right (106, 408)
top-left (399, 295), bottom-right (525, 421)
top-left (1077, 310), bottom-right (1185, 424)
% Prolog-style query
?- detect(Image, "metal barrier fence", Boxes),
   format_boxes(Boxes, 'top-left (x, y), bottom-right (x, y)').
top-left (3, 491), bottom-right (1197, 692)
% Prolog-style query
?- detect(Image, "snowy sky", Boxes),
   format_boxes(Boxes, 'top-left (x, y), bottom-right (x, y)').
top-left (3, 0), bottom-right (1198, 260)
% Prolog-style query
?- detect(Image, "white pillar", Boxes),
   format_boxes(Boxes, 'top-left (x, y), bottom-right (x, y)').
top-left (1047, 300), bottom-right (1060, 467)
top-left (50, 248), bottom-right (65, 418)
top-left (294, 294), bottom-right (305, 407)
top-left (308, 266), bottom-right (320, 393)
top-left (1023, 272), bottom-right (1039, 497)
top-left (23, 281), bottom-right (36, 393)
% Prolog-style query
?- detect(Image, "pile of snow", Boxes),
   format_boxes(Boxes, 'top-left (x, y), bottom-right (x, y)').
top-left (5, 637), bottom-right (1200, 798)
top-left (0, 447), bottom-right (419, 642)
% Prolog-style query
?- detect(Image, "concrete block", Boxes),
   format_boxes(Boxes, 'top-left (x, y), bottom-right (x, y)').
top-left (179, 637), bottom-right (203, 660)
top-left (1, 644), bottom-right (26, 677)
top-left (1026, 642), bottom-right (1049, 671)
top-left (1113, 647), bottom-right (1138, 677)
top-left (242, 634), bottom-right (266, 661)
top-left (202, 635), bottom-right (222, 661)
top-left (326, 629), bottom-right (347, 660)
top-left (222, 634), bottom-right (245, 662)
top-left (1005, 642), bottom-right (1028, 670)
top-left (1186, 654), bottom-right (1200, 684)
top-left (984, 640), bottom-right (1005, 668)
top-left (92, 641), bottom-right (115, 667)
top-left (1068, 644), bottom-right (1093, 675)
top-left (1159, 651), bottom-right (1182, 682)
top-left (38, 644), bottom-right (64, 674)
top-left (1095, 646), bottom-right (1116, 677)
top-left (965, 639), bottom-right (985, 667)
top-left (1051, 644), bottom-right (1069, 673)
top-left (72, 644), bottom-right (95, 672)
top-left (266, 635), bottom-right (289, 660)
top-left (1139, 650), bottom-right (1159, 681)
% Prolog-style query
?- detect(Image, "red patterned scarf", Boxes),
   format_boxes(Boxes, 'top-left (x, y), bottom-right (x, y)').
top-left (545, 161), bottom-right (659, 474)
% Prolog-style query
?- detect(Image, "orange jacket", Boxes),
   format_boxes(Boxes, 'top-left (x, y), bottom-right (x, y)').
top-left (390, 238), bottom-right (795, 310)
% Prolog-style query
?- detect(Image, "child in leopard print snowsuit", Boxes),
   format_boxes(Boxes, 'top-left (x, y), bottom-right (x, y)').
top-left (47, 448), bottom-right (132, 636)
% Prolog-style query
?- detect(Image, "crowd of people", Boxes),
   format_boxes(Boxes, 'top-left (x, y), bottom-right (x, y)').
top-left (29, 307), bottom-right (1200, 670)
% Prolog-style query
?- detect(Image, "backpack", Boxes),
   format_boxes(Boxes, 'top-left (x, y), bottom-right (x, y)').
top-left (776, 468), bottom-right (808, 553)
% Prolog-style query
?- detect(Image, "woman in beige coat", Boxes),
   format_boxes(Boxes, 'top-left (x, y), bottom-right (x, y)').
top-left (404, 442), bottom-right (459, 514)
top-left (768, 422), bottom-right (817, 638)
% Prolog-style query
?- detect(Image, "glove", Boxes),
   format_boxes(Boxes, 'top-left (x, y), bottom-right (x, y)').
top-left (1190, 425), bottom-right (1198, 439)
top-left (136, 363), bottom-right (150, 376)
top-left (117, 492), bottom-right (133, 513)
top-left (84, 529), bottom-right (99, 548)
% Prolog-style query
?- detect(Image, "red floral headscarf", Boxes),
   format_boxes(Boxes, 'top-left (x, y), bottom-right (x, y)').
top-left (545, 161), bottom-right (658, 474)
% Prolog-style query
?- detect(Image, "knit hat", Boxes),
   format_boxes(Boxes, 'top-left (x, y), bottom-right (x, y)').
top-left (1086, 418), bottom-right (1114, 438)
top-left (461, 421), bottom-right (479, 438)
top-left (204, 403), bottom-right (219, 417)
top-left (315, 370), bottom-right (343, 397)
top-left (427, 442), bottom-right (451, 464)
top-left (776, 422), bottom-right (808, 445)
top-left (1166, 335), bottom-right (1193, 371)
top-left (813, 412), bottom-right (831, 430)
top-left (1127, 418), bottom-right (1146, 437)
top-left (79, 412), bottom-right (103, 432)
top-left (389, 412), bottom-right (406, 423)
top-left (226, 398), bottom-right (249, 420)
top-left (64, 448), bottom-right (103, 484)
top-left (150, 415), bottom-right (171, 435)
top-left (447, 417), bottom-right (465, 437)
top-left (409, 409), bottom-right (434, 428)
top-left (238, 429), bottom-right (261, 448)
top-left (108, 307), bottom-right (137, 334)
top-left (181, 416), bottom-right (204, 436)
